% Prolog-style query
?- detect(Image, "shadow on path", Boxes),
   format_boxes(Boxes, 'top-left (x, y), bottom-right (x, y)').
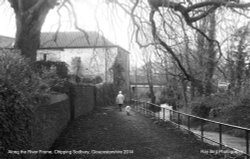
top-left (43, 106), bottom-right (217, 159)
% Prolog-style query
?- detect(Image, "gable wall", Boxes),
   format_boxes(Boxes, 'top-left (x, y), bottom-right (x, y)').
top-left (37, 48), bottom-right (117, 83)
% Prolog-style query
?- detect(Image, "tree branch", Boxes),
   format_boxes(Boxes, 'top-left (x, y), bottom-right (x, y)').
top-left (148, 0), bottom-right (250, 24)
top-left (66, 0), bottom-right (90, 45)
top-left (149, 8), bottom-right (191, 81)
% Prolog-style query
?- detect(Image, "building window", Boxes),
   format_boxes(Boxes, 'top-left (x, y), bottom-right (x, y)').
top-left (43, 54), bottom-right (47, 61)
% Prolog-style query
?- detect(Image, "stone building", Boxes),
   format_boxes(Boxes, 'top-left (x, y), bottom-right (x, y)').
top-left (0, 32), bottom-right (130, 96)
top-left (37, 31), bottom-right (130, 95)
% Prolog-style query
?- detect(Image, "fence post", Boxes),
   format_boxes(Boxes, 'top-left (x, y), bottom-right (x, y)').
top-left (158, 107), bottom-right (160, 120)
top-left (163, 108), bottom-right (165, 121)
top-left (188, 116), bottom-right (190, 131)
top-left (138, 101), bottom-right (140, 112)
top-left (135, 100), bottom-right (137, 111)
top-left (246, 130), bottom-right (249, 158)
top-left (219, 124), bottom-right (222, 149)
top-left (140, 101), bottom-right (142, 112)
top-left (201, 121), bottom-right (204, 142)
top-left (144, 102), bottom-right (146, 115)
top-left (170, 110), bottom-right (172, 121)
top-left (137, 101), bottom-right (139, 112)
top-left (146, 105), bottom-right (149, 116)
top-left (178, 113), bottom-right (180, 128)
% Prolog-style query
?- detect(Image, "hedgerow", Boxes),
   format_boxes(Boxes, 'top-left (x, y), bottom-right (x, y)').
top-left (0, 50), bottom-right (64, 158)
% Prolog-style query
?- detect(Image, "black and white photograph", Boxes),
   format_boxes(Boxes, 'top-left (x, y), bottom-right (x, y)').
top-left (1, 0), bottom-right (250, 159)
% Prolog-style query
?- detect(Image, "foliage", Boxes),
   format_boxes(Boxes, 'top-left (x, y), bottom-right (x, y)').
top-left (202, 94), bottom-right (250, 137)
top-left (0, 50), bottom-right (64, 156)
top-left (217, 93), bottom-right (250, 136)
top-left (0, 50), bottom-right (56, 105)
top-left (159, 87), bottom-right (180, 110)
top-left (33, 60), bottom-right (68, 78)
top-left (113, 62), bottom-right (125, 93)
top-left (32, 61), bottom-right (69, 95)
top-left (190, 93), bottom-right (232, 118)
top-left (190, 100), bottom-right (211, 118)
top-left (191, 92), bottom-right (250, 137)
top-left (0, 81), bottom-right (32, 159)
top-left (96, 83), bottom-right (116, 107)
top-left (82, 76), bottom-right (103, 84)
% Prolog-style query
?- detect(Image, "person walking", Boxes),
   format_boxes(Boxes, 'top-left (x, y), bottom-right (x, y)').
top-left (116, 91), bottom-right (125, 111)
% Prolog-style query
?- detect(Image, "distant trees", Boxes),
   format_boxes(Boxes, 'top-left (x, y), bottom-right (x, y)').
top-left (4, 0), bottom-right (250, 62)
top-left (3, 0), bottom-right (250, 100)
top-left (112, 62), bottom-right (125, 94)
top-left (226, 23), bottom-right (250, 95)
top-left (110, 0), bottom-right (250, 99)
top-left (142, 57), bottom-right (156, 103)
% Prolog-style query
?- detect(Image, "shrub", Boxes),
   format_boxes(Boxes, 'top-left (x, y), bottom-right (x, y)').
top-left (0, 80), bottom-right (32, 159)
top-left (191, 100), bottom-right (211, 118)
top-left (96, 83), bottom-right (116, 107)
top-left (0, 50), bottom-right (67, 104)
top-left (220, 102), bottom-right (250, 136)
top-left (190, 93), bottom-right (232, 118)
top-left (0, 50), bottom-right (64, 157)
top-left (33, 60), bottom-right (68, 78)
top-left (159, 87), bottom-right (181, 110)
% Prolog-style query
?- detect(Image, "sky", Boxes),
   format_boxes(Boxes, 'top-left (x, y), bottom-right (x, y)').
top-left (0, 0), bottom-right (134, 51)
top-left (2, 0), bottom-right (249, 69)
top-left (0, 0), bottom-right (143, 66)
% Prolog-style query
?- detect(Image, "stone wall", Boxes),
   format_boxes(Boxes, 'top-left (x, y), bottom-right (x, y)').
top-left (31, 99), bottom-right (70, 159)
top-left (73, 84), bottom-right (96, 118)
top-left (27, 85), bottom-right (96, 159)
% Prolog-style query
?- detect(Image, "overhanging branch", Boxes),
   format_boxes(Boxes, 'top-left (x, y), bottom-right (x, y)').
top-left (149, 8), bottom-right (192, 81)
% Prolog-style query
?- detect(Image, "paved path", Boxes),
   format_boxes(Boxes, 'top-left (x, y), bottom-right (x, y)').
top-left (156, 104), bottom-right (249, 154)
top-left (192, 129), bottom-right (249, 153)
top-left (43, 106), bottom-right (217, 159)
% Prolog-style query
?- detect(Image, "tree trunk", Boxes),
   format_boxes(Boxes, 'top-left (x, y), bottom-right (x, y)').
top-left (181, 79), bottom-right (188, 107)
top-left (9, 0), bottom-right (56, 61)
top-left (235, 25), bottom-right (249, 94)
top-left (149, 83), bottom-right (156, 104)
top-left (204, 12), bottom-right (216, 96)
top-left (146, 61), bottom-right (156, 104)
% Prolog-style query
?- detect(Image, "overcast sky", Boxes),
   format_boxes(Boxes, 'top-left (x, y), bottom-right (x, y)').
top-left (2, 1), bottom-right (249, 68)
top-left (0, 0), bottom-right (133, 50)
top-left (0, 0), bottom-right (144, 66)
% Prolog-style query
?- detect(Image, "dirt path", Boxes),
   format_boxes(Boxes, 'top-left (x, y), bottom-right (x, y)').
top-left (43, 106), bottom-right (217, 159)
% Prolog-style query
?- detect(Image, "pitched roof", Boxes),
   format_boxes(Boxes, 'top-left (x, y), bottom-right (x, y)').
top-left (0, 35), bottom-right (14, 48)
top-left (40, 31), bottom-right (115, 49)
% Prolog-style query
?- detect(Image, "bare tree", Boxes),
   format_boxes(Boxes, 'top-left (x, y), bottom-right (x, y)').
top-left (227, 23), bottom-right (250, 94)
top-left (110, 0), bottom-right (250, 97)
top-left (5, 0), bottom-right (250, 61)
top-left (142, 50), bottom-right (156, 103)
top-left (7, 0), bottom-right (58, 60)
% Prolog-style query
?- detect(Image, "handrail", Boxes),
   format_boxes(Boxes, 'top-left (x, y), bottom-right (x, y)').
top-left (131, 99), bottom-right (250, 131)
top-left (131, 99), bottom-right (250, 158)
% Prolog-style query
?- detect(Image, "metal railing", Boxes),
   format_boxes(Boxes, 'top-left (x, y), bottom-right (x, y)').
top-left (131, 99), bottom-right (250, 158)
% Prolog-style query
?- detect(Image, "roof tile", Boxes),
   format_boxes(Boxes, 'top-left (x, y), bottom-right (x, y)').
top-left (40, 31), bottom-right (115, 49)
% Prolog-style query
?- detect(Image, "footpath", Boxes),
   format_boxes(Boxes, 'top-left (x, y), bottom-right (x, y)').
top-left (43, 106), bottom-right (219, 159)
top-left (159, 104), bottom-right (249, 154)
